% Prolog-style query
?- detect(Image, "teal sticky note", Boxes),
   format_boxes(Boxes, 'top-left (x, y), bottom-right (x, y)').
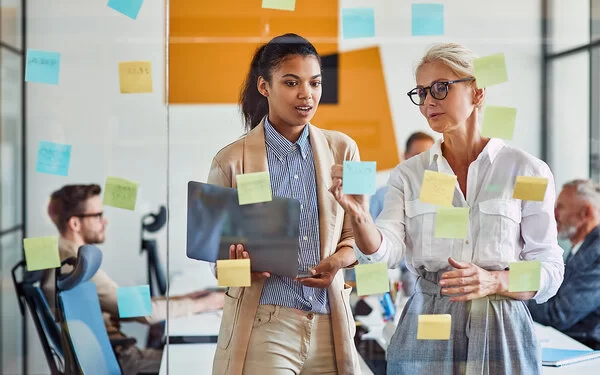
top-left (117, 285), bottom-right (152, 318)
top-left (412, 4), bottom-right (444, 36)
top-left (342, 8), bottom-right (375, 39)
top-left (107, 0), bottom-right (144, 20)
top-left (36, 141), bottom-right (71, 176)
top-left (343, 161), bottom-right (376, 195)
top-left (25, 50), bottom-right (61, 85)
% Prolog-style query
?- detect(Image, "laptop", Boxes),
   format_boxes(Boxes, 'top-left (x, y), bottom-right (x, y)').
top-left (186, 181), bottom-right (303, 278)
top-left (542, 348), bottom-right (600, 367)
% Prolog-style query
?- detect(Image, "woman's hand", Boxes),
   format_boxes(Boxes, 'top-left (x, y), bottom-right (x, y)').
top-left (229, 244), bottom-right (271, 282)
top-left (329, 164), bottom-right (368, 217)
top-left (297, 257), bottom-right (341, 289)
top-left (439, 257), bottom-right (500, 302)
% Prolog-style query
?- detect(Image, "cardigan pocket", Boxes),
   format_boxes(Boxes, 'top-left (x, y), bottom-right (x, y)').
top-left (216, 287), bottom-right (242, 350)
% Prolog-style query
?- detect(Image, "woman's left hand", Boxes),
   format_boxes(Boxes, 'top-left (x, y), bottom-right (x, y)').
top-left (439, 257), bottom-right (500, 302)
top-left (297, 257), bottom-right (341, 289)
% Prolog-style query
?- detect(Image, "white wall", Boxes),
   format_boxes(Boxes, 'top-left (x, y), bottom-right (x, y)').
top-left (25, 0), bottom-right (542, 372)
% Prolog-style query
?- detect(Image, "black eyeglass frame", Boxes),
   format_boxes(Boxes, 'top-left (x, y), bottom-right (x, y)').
top-left (406, 78), bottom-right (475, 106)
top-left (72, 212), bottom-right (104, 220)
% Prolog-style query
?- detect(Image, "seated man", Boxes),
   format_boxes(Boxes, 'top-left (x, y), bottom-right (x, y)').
top-left (527, 179), bottom-right (600, 349)
top-left (42, 184), bottom-right (224, 375)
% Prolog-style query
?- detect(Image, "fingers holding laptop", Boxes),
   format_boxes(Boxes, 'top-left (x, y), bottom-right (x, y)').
top-left (297, 257), bottom-right (340, 288)
top-left (229, 244), bottom-right (271, 281)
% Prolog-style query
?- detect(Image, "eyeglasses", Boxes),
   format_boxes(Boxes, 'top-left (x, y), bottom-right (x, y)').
top-left (407, 78), bottom-right (474, 106)
top-left (73, 212), bottom-right (104, 220)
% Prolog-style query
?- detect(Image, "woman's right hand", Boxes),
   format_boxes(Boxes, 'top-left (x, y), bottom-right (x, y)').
top-left (329, 164), bottom-right (368, 217)
top-left (229, 244), bottom-right (270, 282)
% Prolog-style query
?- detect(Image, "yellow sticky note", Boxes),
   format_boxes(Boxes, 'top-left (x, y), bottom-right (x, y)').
top-left (473, 53), bottom-right (508, 88)
top-left (417, 314), bottom-right (451, 340)
top-left (419, 170), bottom-right (457, 207)
top-left (355, 263), bottom-right (390, 296)
top-left (512, 176), bottom-right (548, 201)
top-left (119, 61), bottom-right (152, 93)
top-left (23, 236), bottom-right (60, 271)
top-left (434, 207), bottom-right (469, 239)
top-left (509, 260), bottom-right (541, 292)
top-left (217, 259), bottom-right (251, 287)
top-left (103, 176), bottom-right (139, 210)
top-left (262, 0), bottom-right (296, 11)
top-left (236, 172), bottom-right (273, 205)
top-left (481, 106), bottom-right (517, 140)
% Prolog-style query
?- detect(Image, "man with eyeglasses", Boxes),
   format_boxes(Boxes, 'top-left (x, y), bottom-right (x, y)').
top-left (42, 184), bottom-right (224, 375)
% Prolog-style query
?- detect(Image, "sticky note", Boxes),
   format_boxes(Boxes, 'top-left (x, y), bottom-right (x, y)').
top-left (35, 141), bottom-right (72, 176)
top-left (25, 50), bottom-right (61, 85)
top-left (355, 263), bottom-right (390, 296)
top-left (411, 4), bottom-right (444, 36)
top-left (262, 0), bottom-right (295, 11)
top-left (23, 236), bottom-right (60, 271)
top-left (117, 285), bottom-right (152, 318)
top-left (343, 161), bottom-right (376, 195)
top-left (342, 8), bottom-right (375, 39)
top-left (107, 0), bottom-right (144, 20)
top-left (118, 61), bottom-right (152, 94)
top-left (481, 106), bottom-right (517, 140)
top-left (217, 259), bottom-right (251, 287)
top-left (417, 314), bottom-right (451, 340)
top-left (508, 260), bottom-right (541, 292)
top-left (103, 176), bottom-right (139, 210)
top-left (473, 53), bottom-right (508, 88)
top-left (512, 176), bottom-right (548, 201)
top-left (434, 207), bottom-right (469, 239)
top-left (236, 172), bottom-right (272, 205)
top-left (419, 170), bottom-right (456, 207)
top-left (486, 184), bottom-right (503, 193)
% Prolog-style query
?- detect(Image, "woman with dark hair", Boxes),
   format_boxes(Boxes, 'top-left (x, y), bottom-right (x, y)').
top-left (209, 33), bottom-right (362, 375)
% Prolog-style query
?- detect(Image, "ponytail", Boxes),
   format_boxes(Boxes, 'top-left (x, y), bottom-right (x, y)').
top-left (240, 44), bottom-right (269, 131)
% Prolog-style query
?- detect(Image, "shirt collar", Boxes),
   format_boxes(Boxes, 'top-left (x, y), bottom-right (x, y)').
top-left (428, 137), bottom-right (505, 167)
top-left (264, 116), bottom-right (310, 159)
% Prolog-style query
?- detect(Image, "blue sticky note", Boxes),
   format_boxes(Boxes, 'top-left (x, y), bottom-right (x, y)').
top-left (117, 285), bottom-right (152, 318)
top-left (36, 141), bottom-right (72, 176)
top-left (343, 161), bottom-right (376, 195)
top-left (107, 0), bottom-right (144, 20)
top-left (342, 8), bottom-right (375, 39)
top-left (25, 50), bottom-right (61, 85)
top-left (412, 4), bottom-right (444, 36)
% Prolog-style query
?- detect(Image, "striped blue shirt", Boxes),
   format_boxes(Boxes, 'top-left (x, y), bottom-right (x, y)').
top-left (259, 117), bottom-right (328, 314)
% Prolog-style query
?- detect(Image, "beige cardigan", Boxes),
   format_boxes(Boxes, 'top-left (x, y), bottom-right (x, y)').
top-left (209, 120), bottom-right (362, 375)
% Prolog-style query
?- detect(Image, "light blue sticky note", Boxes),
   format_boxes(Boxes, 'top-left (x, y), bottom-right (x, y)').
top-left (107, 0), bottom-right (144, 20)
top-left (412, 4), bottom-right (445, 36)
top-left (36, 141), bottom-right (71, 176)
top-left (25, 50), bottom-right (61, 85)
top-left (343, 161), bottom-right (377, 195)
top-left (342, 8), bottom-right (375, 39)
top-left (117, 285), bottom-right (152, 318)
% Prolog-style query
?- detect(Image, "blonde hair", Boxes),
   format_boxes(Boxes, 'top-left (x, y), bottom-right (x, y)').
top-left (416, 43), bottom-right (477, 81)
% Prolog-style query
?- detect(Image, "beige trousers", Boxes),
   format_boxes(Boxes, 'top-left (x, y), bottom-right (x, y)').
top-left (243, 304), bottom-right (338, 375)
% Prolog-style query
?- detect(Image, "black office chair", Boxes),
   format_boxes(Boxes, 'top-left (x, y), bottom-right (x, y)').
top-left (12, 260), bottom-right (64, 374)
top-left (140, 205), bottom-right (167, 297)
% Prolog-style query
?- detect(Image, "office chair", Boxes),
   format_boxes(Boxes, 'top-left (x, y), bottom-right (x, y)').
top-left (140, 205), bottom-right (167, 297)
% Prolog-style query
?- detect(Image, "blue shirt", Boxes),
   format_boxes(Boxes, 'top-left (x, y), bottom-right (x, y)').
top-left (259, 117), bottom-right (328, 314)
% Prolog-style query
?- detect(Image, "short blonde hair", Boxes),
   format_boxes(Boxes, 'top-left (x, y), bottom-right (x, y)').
top-left (416, 43), bottom-right (477, 80)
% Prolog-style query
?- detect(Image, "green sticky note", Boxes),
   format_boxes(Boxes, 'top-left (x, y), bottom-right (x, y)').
top-left (434, 207), bottom-right (469, 239)
top-left (23, 236), bottom-right (60, 271)
top-left (481, 106), bottom-right (517, 140)
top-left (103, 176), bottom-right (139, 210)
top-left (509, 260), bottom-right (541, 292)
top-left (262, 0), bottom-right (295, 11)
top-left (419, 170), bottom-right (457, 207)
top-left (236, 172), bottom-right (273, 205)
top-left (474, 53), bottom-right (508, 88)
top-left (355, 262), bottom-right (390, 296)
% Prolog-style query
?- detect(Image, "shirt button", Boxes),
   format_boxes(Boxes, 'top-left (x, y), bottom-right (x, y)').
top-left (309, 296), bottom-right (313, 301)
top-left (294, 175), bottom-right (298, 179)
top-left (300, 204), bottom-right (303, 210)
top-left (465, 240), bottom-right (470, 245)
top-left (303, 236), bottom-right (308, 241)
top-left (307, 313), bottom-right (314, 320)
top-left (292, 145), bottom-right (297, 150)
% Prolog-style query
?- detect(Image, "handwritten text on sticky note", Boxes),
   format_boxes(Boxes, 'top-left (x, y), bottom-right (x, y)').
top-left (342, 8), bottom-right (375, 39)
top-left (25, 50), bottom-right (61, 85)
top-left (217, 259), bottom-right (251, 287)
top-left (355, 262), bottom-right (390, 296)
top-left (23, 236), bottom-right (60, 271)
top-left (473, 53), bottom-right (508, 88)
top-left (236, 172), bottom-right (273, 205)
top-left (343, 161), bottom-right (376, 195)
top-left (434, 207), bottom-right (469, 239)
top-left (411, 3), bottom-right (444, 36)
top-left (103, 176), bottom-right (139, 210)
top-left (481, 106), bottom-right (517, 140)
top-left (262, 0), bottom-right (295, 11)
top-left (509, 260), bottom-right (541, 292)
top-left (36, 141), bottom-right (71, 176)
top-left (117, 285), bottom-right (152, 318)
top-left (107, 0), bottom-right (144, 20)
top-left (419, 170), bottom-right (456, 207)
top-left (513, 176), bottom-right (548, 202)
top-left (119, 61), bottom-right (152, 94)
top-left (417, 314), bottom-right (451, 340)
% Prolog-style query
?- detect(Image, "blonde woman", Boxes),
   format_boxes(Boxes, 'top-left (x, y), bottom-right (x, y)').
top-left (330, 43), bottom-right (564, 373)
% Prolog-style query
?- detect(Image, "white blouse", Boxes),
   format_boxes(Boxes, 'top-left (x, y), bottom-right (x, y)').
top-left (356, 138), bottom-right (564, 303)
